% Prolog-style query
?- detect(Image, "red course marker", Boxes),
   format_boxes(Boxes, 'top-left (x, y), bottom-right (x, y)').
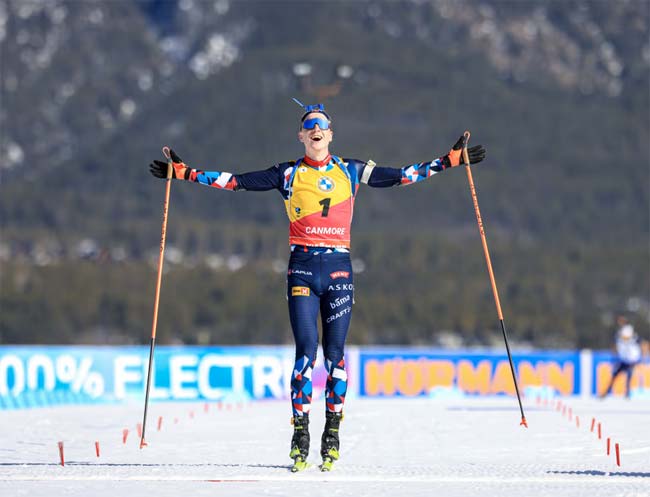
top-left (597, 422), bottom-right (602, 440)
top-left (137, 423), bottom-right (143, 438)
top-left (58, 441), bottom-right (65, 466)
top-left (607, 437), bottom-right (611, 455)
top-left (615, 443), bottom-right (621, 466)
top-left (122, 428), bottom-right (129, 444)
top-left (576, 415), bottom-right (580, 428)
top-left (95, 441), bottom-right (100, 457)
top-left (157, 416), bottom-right (163, 431)
top-left (590, 418), bottom-right (596, 432)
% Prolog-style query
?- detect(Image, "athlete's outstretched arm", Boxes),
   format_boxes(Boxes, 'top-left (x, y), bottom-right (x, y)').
top-left (355, 135), bottom-right (486, 188)
top-left (149, 148), bottom-right (282, 191)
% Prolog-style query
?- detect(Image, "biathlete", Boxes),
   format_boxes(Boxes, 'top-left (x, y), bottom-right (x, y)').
top-left (600, 316), bottom-right (643, 398)
top-left (149, 100), bottom-right (486, 471)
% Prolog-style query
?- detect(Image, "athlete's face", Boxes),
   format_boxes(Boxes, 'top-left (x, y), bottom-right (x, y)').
top-left (298, 112), bottom-right (333, 156)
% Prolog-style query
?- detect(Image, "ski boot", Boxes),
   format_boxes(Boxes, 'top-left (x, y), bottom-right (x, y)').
top-left (289, 415), bottom-right (310, 472)
top-left (320, 411), bottom-right (343, 471)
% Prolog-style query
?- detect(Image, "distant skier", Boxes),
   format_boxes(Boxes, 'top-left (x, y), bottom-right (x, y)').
top-left (149, 100), bottom-right (486, 471)
top-left (600, 315), bottom-right (642, 398)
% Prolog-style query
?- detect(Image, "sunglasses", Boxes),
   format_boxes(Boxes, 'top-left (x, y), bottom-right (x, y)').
top-left (302, 117), bottom-right (330, 130)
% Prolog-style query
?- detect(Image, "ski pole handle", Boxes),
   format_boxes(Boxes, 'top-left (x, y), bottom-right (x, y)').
top-left (162, 146), bottom-right (173, 179)
top-left (461, 130), bottom-right (471, 166)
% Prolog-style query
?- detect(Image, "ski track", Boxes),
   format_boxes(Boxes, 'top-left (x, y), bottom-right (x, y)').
top-left (0, 397), bottom-right (649, 497)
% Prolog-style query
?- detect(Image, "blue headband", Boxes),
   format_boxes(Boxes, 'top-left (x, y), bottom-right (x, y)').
top-left (292, 98), bottom-right (331, 121)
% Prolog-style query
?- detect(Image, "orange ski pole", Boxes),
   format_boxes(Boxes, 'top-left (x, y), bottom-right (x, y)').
top-left (462, 131), bottom-right (527, 428)
top-left (140, 146), bottom-right (174, 448)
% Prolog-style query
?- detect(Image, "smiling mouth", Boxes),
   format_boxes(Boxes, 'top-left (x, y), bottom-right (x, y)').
top-left (311, 136), bottom-right (322, 142)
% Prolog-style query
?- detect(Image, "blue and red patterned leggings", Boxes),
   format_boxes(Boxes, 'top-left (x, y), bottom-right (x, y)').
top-left (287, 248), bottom-right (353, 417)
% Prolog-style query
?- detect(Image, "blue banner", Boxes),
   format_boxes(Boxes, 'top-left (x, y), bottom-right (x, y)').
top-left (0, 346), bottom-right (295, 404)
top-left (0, 346), bottom-right (360, 408)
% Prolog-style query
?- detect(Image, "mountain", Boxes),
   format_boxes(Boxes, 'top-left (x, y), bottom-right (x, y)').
top-left (2, 0), bottom-right (647, 237)
top-left (0, 0), bottom-right (648, 347)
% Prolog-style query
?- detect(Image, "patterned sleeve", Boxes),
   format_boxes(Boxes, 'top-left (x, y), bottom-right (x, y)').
top-left (353, 158), bottom-right (449, 188)
top-left (180, 165), bottom-right (282, 192)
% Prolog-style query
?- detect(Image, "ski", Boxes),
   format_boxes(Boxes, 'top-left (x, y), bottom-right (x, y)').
top-left (320, 446), bottom-right (339, 472)
top-left (320, 456), bottom-right (335, 472)
top-left (290, 457), bottom-right (309, 473)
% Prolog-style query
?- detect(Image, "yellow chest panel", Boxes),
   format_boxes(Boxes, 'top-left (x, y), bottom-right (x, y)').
top-left (285, 164), bottom-right (352, 221)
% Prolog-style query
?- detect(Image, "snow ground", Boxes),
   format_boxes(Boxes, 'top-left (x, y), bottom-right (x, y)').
top-left (0, 396), bottom-right (648, 497)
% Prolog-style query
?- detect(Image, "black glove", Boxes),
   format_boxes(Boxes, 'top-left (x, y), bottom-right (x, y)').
top-left (441, 135), bottom-right (486, 168)
top-left (149, 149), bottom-right (188, 179)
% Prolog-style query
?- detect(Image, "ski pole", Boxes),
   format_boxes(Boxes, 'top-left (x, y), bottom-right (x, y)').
top-left (461, 131), bottom-right (528, 428)
top-left (140, 146), bottom-right (174, 448)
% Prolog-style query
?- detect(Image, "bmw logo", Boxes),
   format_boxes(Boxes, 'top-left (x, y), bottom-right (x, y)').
top-left (318, 176), bottom-right (335, 192)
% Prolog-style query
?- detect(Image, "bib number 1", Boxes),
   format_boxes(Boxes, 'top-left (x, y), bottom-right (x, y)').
top-left (319, 198), bottom-right (331, 217)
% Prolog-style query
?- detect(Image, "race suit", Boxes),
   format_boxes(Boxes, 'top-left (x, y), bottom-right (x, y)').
top-left (175, 153), bottom-right (452, 415)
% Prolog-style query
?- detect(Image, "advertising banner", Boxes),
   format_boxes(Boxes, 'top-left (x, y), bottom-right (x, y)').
top-left (4, 346), bottom-right (648, 408)
top-left (359, 349), bottom-right (581, 397)
top-left (0, 346), bottom-right (359, 406)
